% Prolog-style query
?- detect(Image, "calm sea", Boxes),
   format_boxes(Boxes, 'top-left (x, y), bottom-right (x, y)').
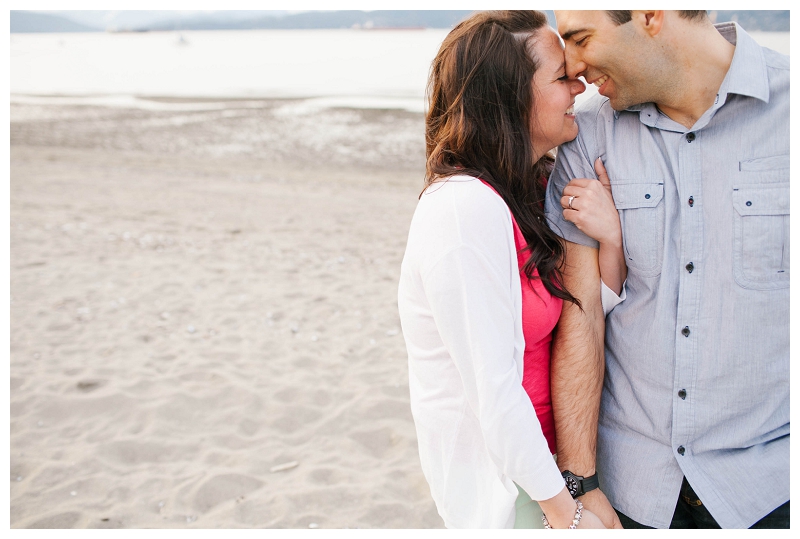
top-left (10, 29), bottom-right (790, 113)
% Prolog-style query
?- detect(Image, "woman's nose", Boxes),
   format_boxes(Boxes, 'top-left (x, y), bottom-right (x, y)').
top-left (571, 77), bottom-right (586, 96)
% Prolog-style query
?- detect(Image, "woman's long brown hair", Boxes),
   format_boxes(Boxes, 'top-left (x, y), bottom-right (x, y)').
top-left (425, 10), bottom-right (578, 306)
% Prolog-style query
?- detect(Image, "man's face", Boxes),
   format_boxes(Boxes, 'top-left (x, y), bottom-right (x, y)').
top-left (554, 10), bottom-right (655, 111)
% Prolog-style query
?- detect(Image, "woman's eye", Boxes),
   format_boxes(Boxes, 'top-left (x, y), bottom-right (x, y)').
top-left (557, 75), bottom-right (569, 82)
top-left (575, 37), bottom-right (588, 47)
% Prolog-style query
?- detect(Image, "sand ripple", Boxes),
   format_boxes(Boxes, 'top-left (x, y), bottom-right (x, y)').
top-left (10, 99), bottom-right (440, 528)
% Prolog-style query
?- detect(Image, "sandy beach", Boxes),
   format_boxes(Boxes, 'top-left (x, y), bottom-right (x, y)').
top-left (10, 98), bottom-right (443, 528)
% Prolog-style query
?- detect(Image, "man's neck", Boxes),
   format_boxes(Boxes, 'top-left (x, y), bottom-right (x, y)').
top-left (655, 24), bottom-right (736, 129)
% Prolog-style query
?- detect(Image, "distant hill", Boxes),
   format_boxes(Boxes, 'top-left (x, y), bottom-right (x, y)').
top-left (142, 10), bottom-right (477, 31)
top-left (710, 10), bottom-right (789, 31)
top-left (11, 11), bottom-right (100, 33)
top-left (39, 10), bottom-right (291, 31)
top-left (11, 10), bottom-right (790, 34)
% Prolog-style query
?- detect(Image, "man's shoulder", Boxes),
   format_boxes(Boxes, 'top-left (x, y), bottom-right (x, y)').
top-left (559, 92), bottom-right (630, 159)
top-left (762, 46), bottom-right (789, 72)
top-left (571, 92), bottom-right (645, 144)
top-left (574, 92), bottom-right (614, 126)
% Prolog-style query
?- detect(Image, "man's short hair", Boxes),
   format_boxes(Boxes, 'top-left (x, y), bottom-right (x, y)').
top-left (606, 10), bottom-right (708, 26)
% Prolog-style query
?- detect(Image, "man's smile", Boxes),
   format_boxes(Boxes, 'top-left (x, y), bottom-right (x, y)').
top-left (592, 74), bottom-right (610, 88)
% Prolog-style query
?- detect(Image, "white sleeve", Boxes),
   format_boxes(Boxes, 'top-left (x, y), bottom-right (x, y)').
top-left (421, 241), bottom-right (564, 502)
top-left (601, 278), bottom-right (626, 316)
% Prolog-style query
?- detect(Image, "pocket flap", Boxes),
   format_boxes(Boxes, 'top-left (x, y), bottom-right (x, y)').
top-left (733, 184), bottom-right (790, 215)
top-left (739, 155), bottom-right (789, 172)
top-left (612, 183), bottom-right (664, 210)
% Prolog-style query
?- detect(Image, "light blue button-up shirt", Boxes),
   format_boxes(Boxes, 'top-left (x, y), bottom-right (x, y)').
top-left (544, 23), bottom-right (789, 529)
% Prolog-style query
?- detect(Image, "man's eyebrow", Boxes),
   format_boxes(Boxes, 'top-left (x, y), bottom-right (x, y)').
top-left (561, 28), bottom-right (589, 41)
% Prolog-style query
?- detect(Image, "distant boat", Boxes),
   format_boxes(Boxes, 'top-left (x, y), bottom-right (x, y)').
top-left (176, 33), bottom-right (189, 45)
top-left (106, 27), bottom-right (150, 33)
top-left (351, 21), bottom-right (425, 31)
top-left (360, 26), bottom-right (426, 31)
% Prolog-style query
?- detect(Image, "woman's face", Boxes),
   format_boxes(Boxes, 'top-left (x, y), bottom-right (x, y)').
top-left (529, 27), bottom-right (586, 159)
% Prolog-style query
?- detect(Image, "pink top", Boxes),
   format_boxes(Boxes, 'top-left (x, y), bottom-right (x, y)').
top-left (480, 180), bottom-right (561, 454)
top-left (510, 211), bottom-right (561, 454)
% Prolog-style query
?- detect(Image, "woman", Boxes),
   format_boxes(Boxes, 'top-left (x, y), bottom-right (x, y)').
top-left (397, 11), bottom-right (624, 529)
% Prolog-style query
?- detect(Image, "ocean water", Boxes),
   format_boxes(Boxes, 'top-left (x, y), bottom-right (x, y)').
top-left (10, 29), bottom-right (790, 113)
top-left (10, 29), bottom-right (449, 112)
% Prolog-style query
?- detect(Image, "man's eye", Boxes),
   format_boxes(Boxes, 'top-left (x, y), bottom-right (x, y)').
top-left (557, 75), bottom-right (569, 81)
top-left (575, 37), bottom-right (588, 47)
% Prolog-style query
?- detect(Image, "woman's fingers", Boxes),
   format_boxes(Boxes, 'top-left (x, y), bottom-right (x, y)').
top-left (561, 185), bottom-right (595, 210)
top-left (559, 162), bottom-right (621, 245)
top-left (561, 194), bottom-right (579, 210)
top-left (594, 157), bottom-right (613, 194)
top-left (560, 183), bottom-right (587, 207)
top-left (563, 178), bottom-right (594, 190)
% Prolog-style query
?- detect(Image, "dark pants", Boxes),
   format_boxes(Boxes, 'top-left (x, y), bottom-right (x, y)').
top-left (615, 477), bottom-right (790, 529)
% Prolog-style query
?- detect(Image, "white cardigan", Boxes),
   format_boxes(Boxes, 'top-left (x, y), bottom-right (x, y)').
top-left (398, 176), bottom-right (622, 528)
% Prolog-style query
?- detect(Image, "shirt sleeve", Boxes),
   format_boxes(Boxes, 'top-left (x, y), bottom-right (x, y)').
top-left (420, 208), bottom-right (565, 502)
top-left (601, 278), bottom-right (626, 316)
top-left (545, 136), bottom-right (600, 249)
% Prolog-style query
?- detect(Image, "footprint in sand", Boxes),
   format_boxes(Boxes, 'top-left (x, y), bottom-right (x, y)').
top-left (193, 474), bottom-right (264, 513)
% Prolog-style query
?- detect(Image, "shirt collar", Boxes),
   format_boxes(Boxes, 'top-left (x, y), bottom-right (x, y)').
top-left (715, 22), bottom-right (770, 104)
top-left (614, 21), bottom-right (770, 122)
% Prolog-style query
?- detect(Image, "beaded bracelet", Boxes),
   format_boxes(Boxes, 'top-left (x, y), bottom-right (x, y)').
top-left (542, 500), bottom-right (583, 529)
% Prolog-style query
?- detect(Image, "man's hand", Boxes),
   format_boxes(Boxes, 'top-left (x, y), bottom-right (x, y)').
top-left (578, 489), bottom-right (623, 529)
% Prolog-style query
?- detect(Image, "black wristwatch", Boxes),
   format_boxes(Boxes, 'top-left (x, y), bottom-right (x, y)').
top-left (561, 470), bottom-right (600, 498)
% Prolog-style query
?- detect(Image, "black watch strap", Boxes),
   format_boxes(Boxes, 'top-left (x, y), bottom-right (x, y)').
top-left (561, 470), bottom-right (600, 498)
top-left (582, 473), bottom-right (599, 494)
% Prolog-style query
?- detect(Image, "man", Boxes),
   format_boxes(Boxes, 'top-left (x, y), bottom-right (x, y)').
top-left (543, 10), bottom-right (789, 529)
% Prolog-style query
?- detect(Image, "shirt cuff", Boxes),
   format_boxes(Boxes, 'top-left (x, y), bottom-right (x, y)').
top-left (601, 279), bottom-right (626, 316)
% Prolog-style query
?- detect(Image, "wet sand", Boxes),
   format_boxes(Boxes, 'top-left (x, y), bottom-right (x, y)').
top-left (10, 98), bottom-right (442, 528)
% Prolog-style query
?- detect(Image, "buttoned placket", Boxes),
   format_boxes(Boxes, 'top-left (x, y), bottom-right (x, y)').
top-left (671, 92), bottom-right (731, 470)
top-left (671, 126), bottom-right (703, 465)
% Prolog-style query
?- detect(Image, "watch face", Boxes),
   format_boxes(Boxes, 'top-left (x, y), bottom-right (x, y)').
top-left (565, 475), bottom-right (579, 497)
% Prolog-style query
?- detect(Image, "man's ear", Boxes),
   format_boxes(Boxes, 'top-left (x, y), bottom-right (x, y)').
top-left (631, 10), bottom-right (664, 37)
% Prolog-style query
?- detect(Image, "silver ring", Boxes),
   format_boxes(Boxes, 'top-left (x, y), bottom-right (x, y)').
top-left (568, 195), bottom-right (576, 210)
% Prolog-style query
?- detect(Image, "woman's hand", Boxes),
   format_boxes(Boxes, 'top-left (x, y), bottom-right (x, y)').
top-left (559, 157), bottom-right (627, 294)
top-left (560, 158), bottom-right (620, 247)
top-left (538, 486), bottom-right (607, 529)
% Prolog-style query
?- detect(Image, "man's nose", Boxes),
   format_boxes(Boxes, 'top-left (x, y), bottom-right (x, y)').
top-left (564, 46), bottom-right (586, 79)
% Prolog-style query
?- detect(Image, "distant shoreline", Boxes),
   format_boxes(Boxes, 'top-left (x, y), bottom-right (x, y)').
top-left (10, 94), bottom-right (428, 115)
top-left (11, 10), bottom-right (791, 34)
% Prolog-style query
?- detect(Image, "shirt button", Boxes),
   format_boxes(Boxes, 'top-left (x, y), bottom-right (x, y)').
top-left (681, 326), bottom-right (691, 337)
top-left (688, 196), bottom-right (694, 207)
top-left (677, 446), bottom-right (686, 455)
top-left (678, 389), bottom-right (687, 399)
top-left (686, 132), bottom-right (696, 142)
top-left (685, 262), bottom-right (694, 273)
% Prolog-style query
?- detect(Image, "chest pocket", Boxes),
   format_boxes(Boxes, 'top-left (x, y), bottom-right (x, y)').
top-left (612, 182), bottom-right (665, 277)
top-left (732, 183), bottom-right (789, 289)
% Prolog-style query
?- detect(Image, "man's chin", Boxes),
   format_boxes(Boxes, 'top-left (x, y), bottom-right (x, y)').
top-left (604, 92), bottom-right (638, 112)
top-left (606, 96), bottom-right (631, 111)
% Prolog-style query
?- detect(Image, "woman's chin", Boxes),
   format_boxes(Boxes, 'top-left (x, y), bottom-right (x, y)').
top-left (559, 125), bottom-right (580, 146)
top-left (534, 130), bottom-right (580, 158)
